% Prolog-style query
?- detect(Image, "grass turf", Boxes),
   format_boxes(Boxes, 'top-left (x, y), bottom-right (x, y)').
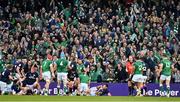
top-left (0, 96), bottom-right (180, 102)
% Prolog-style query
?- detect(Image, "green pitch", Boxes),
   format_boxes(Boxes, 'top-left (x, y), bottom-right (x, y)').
top-left (0, 96), bottom-right (180, 102)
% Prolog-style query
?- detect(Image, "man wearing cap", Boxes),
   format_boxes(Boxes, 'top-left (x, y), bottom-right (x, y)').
top-left (40, 54), bottom-right (54, 96)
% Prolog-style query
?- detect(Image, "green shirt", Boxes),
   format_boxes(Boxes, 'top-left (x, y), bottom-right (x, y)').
top-left (79, 74), bottom-right (90, 83)
top-left (43, 41), bottom-right (50, 48)
top-left (56, 59), bottom-right (68, 73)
top-left (54, 42), bottom-right (60, 49)
top-left (90, 68), bottom-right (102, 82)
top-left (42, 60), bottom-right (52, 72)
top-left (77, 64), bottom-right (85, 74)
top-left (90, 70), bottom-right (97, 82)
top-left (161, 58), bottom-right (172, 76)
top-left (154, 52), bottom-right (161, 63)
top-left (95, 55), bottom-right (102, 63)
top-left (133, 60), bottom-right (145, 75)
top-left (64, 8), bottom-right (71, 20)
top-left (60, 41), bottom-right (68, 47)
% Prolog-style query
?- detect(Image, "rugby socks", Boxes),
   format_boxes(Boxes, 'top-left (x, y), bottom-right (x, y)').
top-left (128, 86), bottom-right (132, 95)
top-left (64, 86), bottom-right (67, 95)
top-left (136, 89), bottom-right (141, 96)
top-left (44, 88), bottom-right (49, 96)
top-left (57, 85), bottom-right (61, 95)
top-left (144, 86), bottom-right (147, 95)
top-left (131, 82), bottom-right (136, 95)
top-left (160, 84), bottom-right (164, 96)
top-left (141, 86), bottom-right (147, 95)
top-left (166, 86), bottom-right (170, 97)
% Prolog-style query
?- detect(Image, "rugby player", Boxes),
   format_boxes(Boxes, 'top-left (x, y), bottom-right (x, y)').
top-left (132, 52), bottom-right (146, 96)
top-left (158, 53), bottom-right (174, 97)
top-left (98, 84), bottom-right (111, 96)
top-left (21, 63), bottom-right (40, 95)
top-left (79, 68), bottom-right (90, 96)
top-left (0, 64), bottom-right (14, 95)
top-left (67, 68), bottom-right (79, 95)
top-left (54, 57), bottom-right (69, 95)
top-left (13, 59), bottom-right (26, 81)
top-left (40, 54), bottom-right (54, 96)
top-left (89, 85), bottom-right (102, 96)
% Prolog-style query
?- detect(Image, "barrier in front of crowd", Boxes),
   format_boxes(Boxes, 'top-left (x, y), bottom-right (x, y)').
top-left (39, 82), bottom-right (180, 96)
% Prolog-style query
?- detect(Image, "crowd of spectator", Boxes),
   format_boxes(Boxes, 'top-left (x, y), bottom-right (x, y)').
top-left (0, 0), bottom-right (179, 83)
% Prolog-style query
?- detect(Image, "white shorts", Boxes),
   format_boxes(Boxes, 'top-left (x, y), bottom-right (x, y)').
top-left (6, 82), bottom-right (13, 92)
top-left (90, 87), bottom-right (97, 96)
top-left (57, 72), bottom-right (67, 81)
top-left (0, 81), bottom-right (12, 92)
top-left (142, 76), bottom-right (147, 82)
top-left (80, 83), bottom-right (88, 92)
top-left (26, 84), bottom-right (34, 89)
top-left (132, 74), bottom-right (144, 83)
top-left (160, 75), bottom-right (171, 81)
top-left (0, 81), bottom-right (7, 91)
top-left (42, 71), bottom-right (51, 81)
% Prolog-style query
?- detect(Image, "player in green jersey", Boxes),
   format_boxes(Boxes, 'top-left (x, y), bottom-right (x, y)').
top-left (40, 54), bottom-right (54, 96)
top-left (132, 52), bottom-right (146, 96)
top-left (54, 57), bottom-right (69, 95)
top-left (159, 53), bottom-right (174, 97)
top-left (79, 68), bottom-right (90, 96)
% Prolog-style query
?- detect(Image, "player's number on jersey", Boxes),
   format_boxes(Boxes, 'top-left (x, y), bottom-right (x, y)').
top-left (43, 61), bottom-right (47, 68)
top-left (165, 62), bottom-right (171, 68)
top-left (138, 64), bottom-right (143, 70)
top-left (60, 61), bottom-right (63, 66)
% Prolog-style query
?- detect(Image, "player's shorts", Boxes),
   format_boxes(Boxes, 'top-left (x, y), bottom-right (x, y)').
top-left (0, 81), bottom-right (7, 91)
top-left (132, 74), bottom-right (144, 83)
top-left (90, 87), bottom-right (97, 96)
top-left (26, 84), bottom-right (34, 89)
top-left (142, 76), bottom-right (147, 82)
top-left (57, 72), bottom-right (67, 81)
top-left (42, 71), bottom-right (51, 81)
top-left (80, 83), bottom-right (88, 92)
top-left (0, 81), bottom-right (12, 92)
top-left (160, 75), bottom-right (171, 81)
top-left (6, 82), bottom-right (13, 92)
